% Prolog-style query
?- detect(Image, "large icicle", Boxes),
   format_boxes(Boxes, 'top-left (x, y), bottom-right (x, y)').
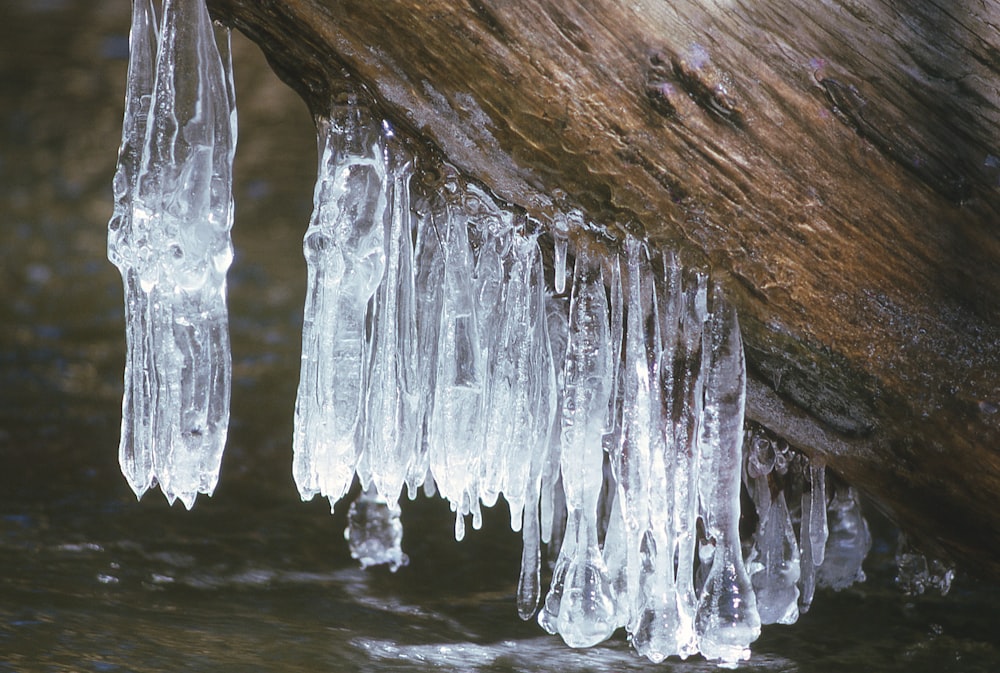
top-left (110, 0), bottom-right (237, 509)
top-left (293, 104), bottom-right (388, 506)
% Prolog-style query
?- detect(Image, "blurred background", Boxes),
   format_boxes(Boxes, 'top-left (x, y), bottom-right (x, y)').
top-left (1, 2), bottom-right (998, 671)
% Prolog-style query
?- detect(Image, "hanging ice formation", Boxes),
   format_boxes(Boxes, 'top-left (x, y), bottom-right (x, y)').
top-left (285, 95), bottom-right (875, 665)
top-left (108, 0), bottom-right (237, 509)
top-left (108, 7), bottom-right (876, 664)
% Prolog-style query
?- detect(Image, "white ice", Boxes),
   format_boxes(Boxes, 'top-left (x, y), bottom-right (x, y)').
top-left (107, 5), bottom-right (879, 662)
top-left (292, 106), bottom-right (388, 507)
top-left (109, 0), bottom-right (237, 509)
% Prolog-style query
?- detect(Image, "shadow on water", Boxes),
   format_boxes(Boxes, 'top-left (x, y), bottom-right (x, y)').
top-left (0, 2), bottom-right (999, 671)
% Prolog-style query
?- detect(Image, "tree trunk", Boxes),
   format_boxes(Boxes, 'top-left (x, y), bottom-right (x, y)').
top-left (206, 0), bottom-right (1000, 579)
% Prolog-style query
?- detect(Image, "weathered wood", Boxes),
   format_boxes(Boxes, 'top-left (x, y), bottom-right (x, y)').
top-left (207, 0), bottom-right (1000, 578)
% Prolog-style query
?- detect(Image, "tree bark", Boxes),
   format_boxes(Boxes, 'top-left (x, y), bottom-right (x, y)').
top-left (207, 0), bottom-right (1000, 579)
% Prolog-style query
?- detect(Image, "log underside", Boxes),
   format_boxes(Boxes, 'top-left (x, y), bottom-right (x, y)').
top-left (207, 0), bottom-right (1000, 578)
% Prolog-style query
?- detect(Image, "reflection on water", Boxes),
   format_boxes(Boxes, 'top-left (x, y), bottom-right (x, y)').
top-left (0, 2), bottom-right (998, 671)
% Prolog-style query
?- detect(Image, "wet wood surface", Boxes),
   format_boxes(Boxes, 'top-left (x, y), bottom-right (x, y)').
top-left (207, 0), bottom-right (1000, 578)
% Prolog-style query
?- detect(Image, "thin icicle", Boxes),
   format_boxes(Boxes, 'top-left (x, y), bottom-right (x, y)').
top-left (109, 0), bottom-right (159, 499)
top-left (809, 462), bottom-right (829, 567)
top-left (605, 254), bottom-right (623, 434)
top-left (694, 283), bottom-right (760, 666)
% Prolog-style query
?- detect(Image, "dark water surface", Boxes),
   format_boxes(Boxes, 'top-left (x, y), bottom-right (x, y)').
top-left (1, 2), bottom-right (999, 671)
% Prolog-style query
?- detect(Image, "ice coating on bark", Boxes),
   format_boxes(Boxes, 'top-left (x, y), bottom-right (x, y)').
top-left (293, 108), bottom-right (388, 507)
top-left (109, 0), bottom-right (236, 508)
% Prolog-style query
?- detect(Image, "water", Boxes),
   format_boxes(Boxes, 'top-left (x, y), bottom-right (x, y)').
top-left (1, 2), bottom-right (1000, 671)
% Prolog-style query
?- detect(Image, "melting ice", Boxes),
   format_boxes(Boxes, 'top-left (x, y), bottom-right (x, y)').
top-left (280, 98), bottom-right (875, 664)
top-left (109, 10), bottom-right (875, 664)
top-left (109, 0), bottom-right (236, 509)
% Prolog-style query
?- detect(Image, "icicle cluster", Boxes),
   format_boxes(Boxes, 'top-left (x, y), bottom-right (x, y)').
top-left (289, 102), bottom-right (792, 664)
top-left (108, 0), bottom-right (237, 508)
top-left (108, 9), bottom-right (877, 662)
top-left (743, 424), bottom-right (872, 624)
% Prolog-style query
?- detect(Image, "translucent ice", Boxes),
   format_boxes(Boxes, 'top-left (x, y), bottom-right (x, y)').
top-left (748, 490), bottom-right (801, 625)
top-left (894, 533), bottom-right (954, 596)
top-left (358, 147), bottom-right (419, 506)
top-left (293, 106), bottom-right (388, 507)
top-left (109, 0), bottom-right (159, 498)
top-left (695, 284), bottom-right (760, 666)
top-left (345, 486), bottom-right (409, 572)
top-left (106, 13), bottom-right (881, 661)
top-left (817, 482), bottom-right (871, 590)
top-left (109, 0), bottom-right (237, 508)
top-left (425, 176), bottom-right (485, 528)
top-left (541, 245), bottom-right (616, 648)
top-left (808, 463), bottom-right (829, 567)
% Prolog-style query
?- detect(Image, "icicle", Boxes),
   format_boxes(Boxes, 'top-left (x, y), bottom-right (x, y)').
top-left (694, 283), bottom-right (760, 667)
top-left (518, 491), bottom-right (543, 619)
top-left (541, 244), bottom-right (616, 648)
top-left (406, 187), bottom-right (447, 499)
top-left (817, 482), bottom-right (871, 590)
top-left (110, 0), bottom-right (237, 508)
top-left (483, 235), bottom-right (556, 526)
top-left (667, 267), bottom-right (708, 660)
top-left (293, 104), bottom-right (388, 506)
top-left (744, 430), bottom-right (801, 626)
top-left (605, 254), bottom-right (623, 435)
top-left (345, 485), bottom-right (409, 572)
top-left (551, 214), bottom-right (569, 295)
top-left (109, 0), bottom-right (159, 499)
top-left (748, 490), bottom-right (801, 625)
top-left (540, 294), bottom-right (569, 548)
top-left (427, 176), bottom-right (486, 528)
top-left (359, 141), bottom-right (419, 506)
top-left (808, 462), bottom-right (829, 567)
top-left (797, 477), bottom-right (817, 612)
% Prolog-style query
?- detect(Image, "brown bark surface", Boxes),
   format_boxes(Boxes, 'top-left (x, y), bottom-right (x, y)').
top-left (207, 0), bottom-right (1000, 578)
